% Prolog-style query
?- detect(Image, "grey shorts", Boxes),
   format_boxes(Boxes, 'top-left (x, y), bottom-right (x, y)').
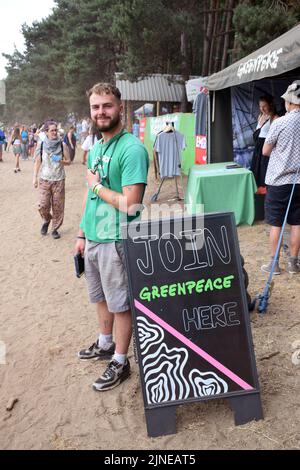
top-left (13, 144), bottom-right (21, 155)
top-left (84, 240), bottom-right (130, 313)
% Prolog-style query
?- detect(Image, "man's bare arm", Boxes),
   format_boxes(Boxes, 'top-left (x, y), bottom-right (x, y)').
top-left (86, 170), bottom-right (145, 215)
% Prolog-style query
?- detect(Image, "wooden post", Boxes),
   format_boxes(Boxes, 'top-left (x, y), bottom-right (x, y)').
top-left (127, 101), bottom-right (133, 132)
top-left (157, 101), bottom-right (160, 116)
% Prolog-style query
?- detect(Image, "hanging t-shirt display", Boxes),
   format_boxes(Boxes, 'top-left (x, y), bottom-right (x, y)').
top-left (154, 130), bottom-right (186, 177)
top-left (193, 91), bottom-right (208, 165)
top-left (193, 92), bottom-right (207, 136)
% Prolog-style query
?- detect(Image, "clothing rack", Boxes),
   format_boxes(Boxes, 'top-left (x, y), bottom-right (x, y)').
top-left (151, 123), bottom-right (185, 202)
top-left (150, 174), bottom-right (181, 202)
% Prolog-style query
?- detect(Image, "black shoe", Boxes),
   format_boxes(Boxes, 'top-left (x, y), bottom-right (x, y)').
top-left (78, 341), bottom-right (115, 360)
top-left (40, 221), bottom-right (50, 235)
top-left (52, 230), bottom-right (61, 239)
top-left (93, 359), bottom-right (130, 392)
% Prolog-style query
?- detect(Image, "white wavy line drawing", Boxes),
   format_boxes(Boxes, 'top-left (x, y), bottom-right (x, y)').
top-left (143, 343), bottom-right (190, 404)
top-left (189, 369), bottom-right (228, 397)
top-left (137, 316), bottom-right (164, 355)
top-left (136, 315), bottom-right (228, 404)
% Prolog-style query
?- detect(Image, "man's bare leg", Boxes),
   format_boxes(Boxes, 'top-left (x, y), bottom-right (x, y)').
top-left (289, 225), bottom-right (300, 258)
top-left (114, 310), bottom-right (132, 355)
top-left (96, 300), bottom-right (114, 335)
top-left (269, 226), bottom-right (282, 257)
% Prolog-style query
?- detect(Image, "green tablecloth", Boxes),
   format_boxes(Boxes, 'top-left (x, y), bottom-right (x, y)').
top-left (185, 163), bottom-right (257, 225)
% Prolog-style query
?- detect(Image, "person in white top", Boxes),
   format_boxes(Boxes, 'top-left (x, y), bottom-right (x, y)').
top-left (81, 125), bottom-right (101, 165)
top-left (8, 127), bottom-right (22, 173)
top-left (80, 117), bottom-right (90, 144)
top-left (37, 124), bottom-right (46, 143)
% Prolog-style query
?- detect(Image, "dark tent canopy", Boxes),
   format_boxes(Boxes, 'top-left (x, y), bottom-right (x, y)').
top-left (206, 23), bottom-right (300, 91)
top-left (204, 24), bottom-right (300, 163)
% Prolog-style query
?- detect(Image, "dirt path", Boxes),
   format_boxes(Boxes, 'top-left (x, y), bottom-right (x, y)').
top-left (0, 148), bottom-right (299, 450)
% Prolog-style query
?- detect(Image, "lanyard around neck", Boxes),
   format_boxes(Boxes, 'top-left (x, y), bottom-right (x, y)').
top-left (92, 129), bottom-right (126, 187)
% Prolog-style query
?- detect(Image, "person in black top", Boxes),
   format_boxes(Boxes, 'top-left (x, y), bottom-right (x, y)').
top-left (64, 125), bottom-right (77, 162)
top-left (250, 95), bottom-right (278, 189)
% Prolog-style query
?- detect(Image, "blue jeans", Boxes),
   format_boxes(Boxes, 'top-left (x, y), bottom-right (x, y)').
top-left (21, 143), bottom-right (28, 158)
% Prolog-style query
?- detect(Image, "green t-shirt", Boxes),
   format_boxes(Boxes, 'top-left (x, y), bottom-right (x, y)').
top-left (80, 129), bottom-right (149, 243)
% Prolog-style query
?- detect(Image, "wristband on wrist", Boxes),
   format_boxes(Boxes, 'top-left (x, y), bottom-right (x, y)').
top-left (92, 183), bottom-right (103, 196)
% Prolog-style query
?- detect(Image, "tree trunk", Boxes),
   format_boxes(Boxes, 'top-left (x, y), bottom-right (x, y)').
top-left (214, 6), bottom-right (227, 72)
top-left (180, 31), bottom-right (189, 112)
top-left (202, 0), bottom-right (215, 76)
top-left (221, 0), bottom-right (235, 70)
top-left (208, 0), bottom-right (220, 75)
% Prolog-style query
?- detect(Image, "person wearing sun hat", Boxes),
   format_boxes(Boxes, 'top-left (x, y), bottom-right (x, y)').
top-left (261, 81), bottom-right (300, 275)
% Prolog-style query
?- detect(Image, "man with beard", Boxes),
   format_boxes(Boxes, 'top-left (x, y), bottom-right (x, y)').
top-left (75, 83), bottom-right (149, 391)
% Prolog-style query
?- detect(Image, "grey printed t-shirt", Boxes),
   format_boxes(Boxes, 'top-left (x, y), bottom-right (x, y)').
top-left (193, 92), bottom-right (207, 136)
top-left (265, 109), bottom-right (300, 186)
top-left (36, 141), bottom-right (66, 181)
top-left (154, 131), bottom-right (186, 177)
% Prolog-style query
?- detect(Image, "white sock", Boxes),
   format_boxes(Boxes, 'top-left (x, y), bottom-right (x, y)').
top-left (113, 353), bottom-right (126, 365)
top-left (98, 334), bottom-right (113, 348)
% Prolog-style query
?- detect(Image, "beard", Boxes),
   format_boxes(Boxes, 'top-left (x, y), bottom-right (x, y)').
top-left (93, 113), bottom-right (121, 132)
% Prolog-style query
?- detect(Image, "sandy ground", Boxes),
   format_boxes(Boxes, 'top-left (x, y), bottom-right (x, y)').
top-left (0, 147), bottom-right (299, 450)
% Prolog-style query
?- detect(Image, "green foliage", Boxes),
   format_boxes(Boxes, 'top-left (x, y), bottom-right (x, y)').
top-left (233, 0), bottom-right (300, 59)
top-left (2, 0), bottom-right (300, 123)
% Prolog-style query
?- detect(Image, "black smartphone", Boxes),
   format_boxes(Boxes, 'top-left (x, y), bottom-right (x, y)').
top-left (74, 253), bottom-right (85, 278)
top-left (226, 163), bottom-right (241, 169)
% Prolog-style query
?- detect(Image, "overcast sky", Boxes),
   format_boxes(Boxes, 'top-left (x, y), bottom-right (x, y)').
top-left (0, 0), bottom-right (55, 79)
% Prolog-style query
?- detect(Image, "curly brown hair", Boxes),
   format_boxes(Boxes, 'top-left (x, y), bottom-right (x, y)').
top-left (86, 83), bottom-right (121, 101)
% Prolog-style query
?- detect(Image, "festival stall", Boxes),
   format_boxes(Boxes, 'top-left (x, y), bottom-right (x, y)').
top-left (205, 23), bottom-right (300, 165)
top-left (185, 24), bottom-right (300, 225)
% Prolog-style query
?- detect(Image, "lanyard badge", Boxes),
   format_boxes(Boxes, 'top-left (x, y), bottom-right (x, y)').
top-left (91, 129), bottom-right (126, 181)
top-left (91, 155), bottom-right (103, 175)
top-left (92, 154), bottom-right (111, 183)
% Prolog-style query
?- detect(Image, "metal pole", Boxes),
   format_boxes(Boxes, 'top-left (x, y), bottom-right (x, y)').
top-left (207, 92), bottom-right (211, 164)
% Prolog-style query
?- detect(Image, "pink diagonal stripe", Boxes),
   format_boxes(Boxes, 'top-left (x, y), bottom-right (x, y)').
top-left (134, 299), bottom-right (253, 391)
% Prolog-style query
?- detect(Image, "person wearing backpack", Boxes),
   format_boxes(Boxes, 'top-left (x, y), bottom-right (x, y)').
top-left (33, 120), bottom-right (71, 239)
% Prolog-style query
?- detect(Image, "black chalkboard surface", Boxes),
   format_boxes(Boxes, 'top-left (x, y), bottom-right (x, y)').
top-left (122, 213), bottom-right (263, 437)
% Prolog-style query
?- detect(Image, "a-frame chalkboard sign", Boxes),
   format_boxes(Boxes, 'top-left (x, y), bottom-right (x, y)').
top-left (122, 213), bottom-right (263, 437)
